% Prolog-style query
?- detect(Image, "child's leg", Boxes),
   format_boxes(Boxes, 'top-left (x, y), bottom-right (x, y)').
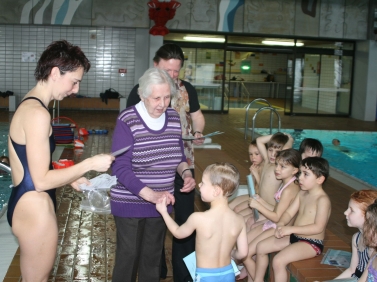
top-left (239, 207), bottom-right (253, 218)
top-left (234, 199), bottom-right (250, 213)
top-left (229, 195), bottom-right (249, 210)
top-left (246, 216), bottom-right (267, 232)
top-left (253, 235), bottom-right (290, 282)
top-left (272, 240), bottom-right (318, 282)
top-left (243, 227), bottom-right (275, 279)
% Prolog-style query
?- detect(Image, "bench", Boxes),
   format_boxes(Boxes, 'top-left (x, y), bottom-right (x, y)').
top-left (266, 229), bottom-right (351, 282)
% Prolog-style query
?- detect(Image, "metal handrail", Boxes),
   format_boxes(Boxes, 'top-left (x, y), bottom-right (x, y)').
top-left (251, 106), bottom-right (281, 141)
top-left (240, 82), bottom-right (251, 102)
top-left (0, 162), bottom-right (11, 219)
top-left (244, 98), bottom-right (272, 139)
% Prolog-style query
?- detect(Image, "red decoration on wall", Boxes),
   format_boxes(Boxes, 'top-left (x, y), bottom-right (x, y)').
top-left (148, 0), bottom-right (181, 36)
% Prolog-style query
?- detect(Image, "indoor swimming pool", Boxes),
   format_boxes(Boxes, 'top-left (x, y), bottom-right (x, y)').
top-left (0, 122), bottom-right (11, 215)
top-left (252, 128), bottom-right (377, 188)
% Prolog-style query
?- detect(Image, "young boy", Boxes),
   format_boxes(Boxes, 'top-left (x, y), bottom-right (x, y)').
top-left (229, 139), bottom-right (264, 217)
top-left (253, 157), bottom-right (331, 282)
top-left (256, 133), bottom-right (293, 208)
top-left (299, 138), bottom-right (323, 159)
top-left (156, 163), bottom-right (248, 281)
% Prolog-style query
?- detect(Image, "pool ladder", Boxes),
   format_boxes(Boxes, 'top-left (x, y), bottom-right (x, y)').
top-left (244, 98), bottom-right (281, 141)
top-left (0, 162), bottom-right (11, 219)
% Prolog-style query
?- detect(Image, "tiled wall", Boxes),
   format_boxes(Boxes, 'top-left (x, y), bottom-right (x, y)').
top-left (0, 25), bottom-right (136, 102)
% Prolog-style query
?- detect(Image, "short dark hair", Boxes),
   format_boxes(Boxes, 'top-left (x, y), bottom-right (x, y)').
top-left (34, 40), bottom-right (90, 82)
top-left (267, 132), bottom-right (288, 149)
top-left (299, 138), bottom-right (323, 157)
top-left (301, 157), bottom-right (329, 182)
top-left (153, 43), bottom-right (184, 68)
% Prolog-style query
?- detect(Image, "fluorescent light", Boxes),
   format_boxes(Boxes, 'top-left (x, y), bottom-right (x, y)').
top-left (183, 36), bottom-right (225, 43)
top-left (262, 40), bottom-right (304, 47)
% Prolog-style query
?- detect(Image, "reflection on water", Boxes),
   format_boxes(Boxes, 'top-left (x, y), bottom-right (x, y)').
top-left (253, 128), bottom-right (377, 187)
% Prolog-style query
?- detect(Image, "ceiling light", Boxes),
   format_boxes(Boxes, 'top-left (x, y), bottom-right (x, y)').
top-left (262, 40), bottom-right (304, 47)
top-left (183, 36), bottom-right (225, 43)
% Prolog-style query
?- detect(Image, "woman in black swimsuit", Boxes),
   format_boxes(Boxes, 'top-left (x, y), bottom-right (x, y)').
top-left (7, 40), bottom-right (114, 282)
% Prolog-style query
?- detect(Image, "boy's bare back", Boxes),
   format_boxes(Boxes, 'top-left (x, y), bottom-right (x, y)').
top-left (193, 205), bottom-right (246, 268)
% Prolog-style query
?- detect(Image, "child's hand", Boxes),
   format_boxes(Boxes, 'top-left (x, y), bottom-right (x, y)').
top-left (275, 226), bottom-right (292, 238)
top-left (156, 196), bottom-right (168, 214)
top-left (249, 197), bottom-right (261, 209)
top-left (250, 164), bottom-right (258, 175)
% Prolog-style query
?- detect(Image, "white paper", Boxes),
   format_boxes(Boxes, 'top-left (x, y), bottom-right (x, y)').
top-left (79, 173), bottom-right (117, 191)
top-left (182, 131), bottom-right (224, 141)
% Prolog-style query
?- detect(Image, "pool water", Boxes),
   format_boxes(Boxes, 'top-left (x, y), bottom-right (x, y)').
top-left (253, 128), bottom-right (377, 188)
top-left (0, 122), bottom-right (11, 212)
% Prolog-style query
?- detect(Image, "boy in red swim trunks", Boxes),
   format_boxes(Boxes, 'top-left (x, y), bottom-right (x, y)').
top-left (252, 157), bottom-right (331, 282)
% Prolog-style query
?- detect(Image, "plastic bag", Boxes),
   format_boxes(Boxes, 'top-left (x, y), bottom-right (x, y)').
top-left (81, 189), bottom-right (111, 214)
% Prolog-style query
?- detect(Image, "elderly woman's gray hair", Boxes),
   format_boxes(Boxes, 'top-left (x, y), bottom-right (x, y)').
top-left (138, 67), bottom-right (177, 99)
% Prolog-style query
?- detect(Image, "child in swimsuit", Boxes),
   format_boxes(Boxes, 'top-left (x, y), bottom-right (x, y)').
top-left (243, 132), bottom-right (293, 228)
top-left (252, 157), bottom-right (332, 282)
top-left (359, 199), bottom-right (377, 282)
top-left (228, 139), bottom-right (264, 222)
top-left (156, 163), bottom-right (248, 282)
top-left (335, 190), bottom-right (377, 280)
top-left (239, 149), bottom-right (301, 280)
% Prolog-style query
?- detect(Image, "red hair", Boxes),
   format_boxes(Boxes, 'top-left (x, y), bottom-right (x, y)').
top-left (350, 190), bottom-right (377, 214)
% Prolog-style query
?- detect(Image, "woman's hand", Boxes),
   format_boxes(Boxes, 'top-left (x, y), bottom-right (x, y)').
top-left (70, 177), bottom-right (90, 191)
top-left (90, 154), bottom-right (115, 172)
top-left (180, 176), bottom-right (196, 193)
top-left (139, 187), bottom-right (175, 205)
top-left (192, 132), bottom-right (205, 145)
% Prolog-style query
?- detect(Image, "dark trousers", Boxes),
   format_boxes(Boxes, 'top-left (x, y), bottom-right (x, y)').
top-left (112, 216), bottom-right (166, 282)
top-left (171, 170), bottom-right (196, 282)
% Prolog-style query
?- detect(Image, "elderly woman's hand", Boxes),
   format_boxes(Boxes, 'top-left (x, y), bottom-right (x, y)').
top-left (139, 187), bottom-right (175, 205)
top-left (180, 176), bottom-right (196, 193)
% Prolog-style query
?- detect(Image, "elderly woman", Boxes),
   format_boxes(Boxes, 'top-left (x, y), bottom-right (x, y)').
top-left (110, 67), bottom-right (196, 282)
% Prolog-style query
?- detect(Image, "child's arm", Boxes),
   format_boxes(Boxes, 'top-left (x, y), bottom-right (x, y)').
top-left (249, 195), bottom-right (274, 213)
top-left (250, 164), bottom-right (261, 185)
top-left (231, 218), bottom-right (248, 261)
top-left (249, 186), bottom-right (296, 223)
top-left (277, 195), bottom-right (331, 238)
top-left (334, 233), bottom-right (360, 279)
top-left (256, 134), bottom-right (271, 162)
top-left (282, 133), bottom-right (294, 149)
top-left (156, 196), bottom-right (197, 239)
top-left (274, 192), bottom-right (300, 238)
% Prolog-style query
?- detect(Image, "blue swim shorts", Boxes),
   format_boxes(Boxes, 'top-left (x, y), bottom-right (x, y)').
top-left (195, 264), bottom-right (235, 282)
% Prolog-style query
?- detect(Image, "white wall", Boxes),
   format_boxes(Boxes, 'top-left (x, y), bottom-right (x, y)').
top-left (352, 40), bottom-right (377, 121)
